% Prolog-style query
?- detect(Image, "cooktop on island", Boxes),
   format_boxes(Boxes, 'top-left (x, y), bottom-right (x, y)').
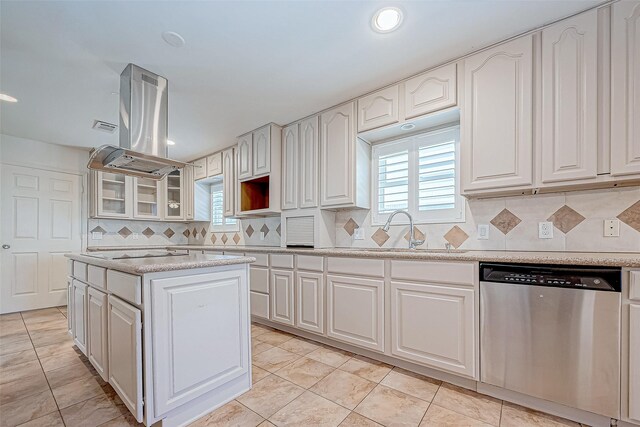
top-left (84, 250), bottom-right (190, 260)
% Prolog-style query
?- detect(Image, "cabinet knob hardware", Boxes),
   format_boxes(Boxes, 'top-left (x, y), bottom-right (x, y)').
top-left (2, 245), bottom-right (10, 249)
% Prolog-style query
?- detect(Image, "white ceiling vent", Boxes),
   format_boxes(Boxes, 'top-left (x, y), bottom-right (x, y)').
top-left (92, 120), bottom-right (117, 133)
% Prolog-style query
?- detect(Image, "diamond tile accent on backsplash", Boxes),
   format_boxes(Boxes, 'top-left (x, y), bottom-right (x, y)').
top-left (403, 226), bottom-right (425, 244)
top-left (221, 234), bottom-right (228, 244)
top-left (163, 228), bottom-right (175, 238)
top-left (211, 234), bottom-right (217, 244)
top-left (444, 226), bottom-right (469, 249)
top-left (142, 227), bottom-right (155, 238)
top-left (233, 233), bottom-right (241, 244)
top-left (200, 228), bottom-right (207, 238)
top-left (183, 229), bottom-right (191, 238)
top-left (547, 205), bottom-right (585, 234)
top-left (260, 224), bottom-right (270, 235)
top-left (343, 218), bottom-right (359, 236)
top-left (90, 226), bottom-right (107, 235)
top-left (371, 228), bottom-right (390, 247)
top-left (118, 227), bottom-right (132, 238)
top-left (618, 200), bottom-right (640, 232)
top-left (192, 228), bottom-right (198, 238)
top-left (246, 225), bottom-right (254, 237)
top-left (276, 224), bottom-right (281, 236)
top-left (490, 209), bottom-right (522, 235)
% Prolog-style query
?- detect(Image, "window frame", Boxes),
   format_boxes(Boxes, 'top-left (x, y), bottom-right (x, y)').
top-left (209, 179), bottom-right (239, 232)
top-left (371, 125), bottom-right (465, 226)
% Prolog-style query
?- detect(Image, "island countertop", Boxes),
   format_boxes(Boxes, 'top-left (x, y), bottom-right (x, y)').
top-left (66, 251), bottom-right (256, 275)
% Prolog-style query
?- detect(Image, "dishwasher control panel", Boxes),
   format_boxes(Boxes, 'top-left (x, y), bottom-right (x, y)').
top-left (480, 263), bottom-right (621, 292)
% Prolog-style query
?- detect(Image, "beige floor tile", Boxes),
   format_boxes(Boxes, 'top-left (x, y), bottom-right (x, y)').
top-left (500, 402), bottom-right (579, 427)
top-left (306, 346), bottom-right (353, 368)
top-left (432, 383), bottom-right (502, 426)
top-left (21, 308), bottom-right (64, 322)
top-left (269, 390), bottom-right (350, 427)
top-left (252, 340), bottom-right (274, 355)
top-left (277, 337), bottom-right (321, 356)
top-left (25, 319), bottom-right (68, 333)
top-left (57, 307), bottom-right (67, 317)
top-left (339, 412), bottom-right (383, 427)
top-left (252, 347), bottom-right (300, 373)
top-left (251, 324), bottom-right (273, 338)
top-left (274, 357), bottom-right (335, 388)
top-left (253, 330), bottom-right (293, 346)
top-left (51, 376), bottom-right (108, 409)
top-left (0, 371), bottom-right (50, 405)
top-left (0, 320), bottom-right (27, 337)
top-left (0, 359), bottom-right (43, 385)
top-left (190, 400), bottom-right (263, 426)
top-left (339, 356), bottom-right (392, 383)
top-left (420, 404), bottom-right (494, 426)
top-left (16, 411), bottom-right (64, 427)
top-left (236, 375), bottom-right (304, 418)
top-left (0, 332), bottom-right (31, 348)
top-left (29, 328), bottom-right (72, 348)
top-left (310, 369), bottom-right (376, 410)
top-left (0, 389), bottom-right (58, 427)
top-left (380, 368), bottom-right (441, 402)
top-left (257, 422), bottom-right (276, 427)
top-left (39, 350), bottom-right (86, 372)
top-left (60, 393), bottom-right (128, 427)
top-left (0, 349), bottom-right (38, 369)
top-left (0, 313), bottom-right (22, 322)
top-left (34, 340), bottom-right (78, 360)
top-left (354, 384), bottom-right (430, 427)
top-left (252, 366), bottom-right (270, 384)
top-left (45, 360), bottom-right (97, 389)
top-left (96, 412), bottom-right (141, 426)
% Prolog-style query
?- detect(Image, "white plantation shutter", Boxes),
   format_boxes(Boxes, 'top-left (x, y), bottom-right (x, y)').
top-left (377, 149), bottom-right (409, 213)
top-left (211, 180), bottom-right (237, 230)
top-left (418, 141), bottom-right (456, 211)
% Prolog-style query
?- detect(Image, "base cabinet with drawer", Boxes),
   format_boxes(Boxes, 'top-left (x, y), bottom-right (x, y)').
top-left (87, 287), bottom-right (109, 381)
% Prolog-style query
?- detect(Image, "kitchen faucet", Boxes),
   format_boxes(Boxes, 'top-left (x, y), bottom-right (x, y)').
top-left (382, 210), bottom-right (425, 249)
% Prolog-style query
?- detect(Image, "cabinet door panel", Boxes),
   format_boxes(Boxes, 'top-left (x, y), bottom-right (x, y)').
top-left (250, 291), bottom-right (270, 319)
top-left (237, 134), bottom-right (253, 180)
top-left (404, 63), bottom-right (457, 119)
top-left (630, 303), bottom-right (640, 422)
top-left (282, 124), bottom-right (298, 210)
top-left (462, 35), bottom-right (533, 192)
top-left (541, 11), bottom-right (598, 183)
top-left (321, 103), bottom-right (355, 207)
top-left (87, 287), bottom-right (109, 381)
top-left (357, 85), bottom-right (399, 132)
top-left (250, 266), bottom-right (269, 294)
top-left (299, 116), bottom-right (319, 208)
top-left (296, 272), bottom-right (324, 334)
top-left (193, 158), bottom-right (207, 181)
top-left (391, 281), bottom-right (475, 377)
top-left (612, 1), bottom-right (640, 176)
top-left (270, 269), bottom-right (294, 326)
top-left (327, 275), bottom-right (384, 352)
top-left (108, 295), bottom-right (143, 423)
top-left (222, 148), bottom-right (235, 217)
top-left (253, 126), bottom-right (271, 177)
top-left (67, 277), bottom-right (73, 336)
top-left (72, 280), bottom-right (87, 355)
top-left (207, 152), bottom-right (223, 177)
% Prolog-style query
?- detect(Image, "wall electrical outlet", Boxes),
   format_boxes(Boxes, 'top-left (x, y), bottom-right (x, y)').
top-left (91, 232), bottom-right (103, 240)
top-left (132, 232), bottom-right (139, 240)
top-left (604, 219), bottom-right (620, 237)
top-left (260, 232), bottom-right (265, 241)
top-left (538, 222), bottom-right (553, 239)
top-left (353, 228), bottom-right (365, 240)
top-left (477, 224), bottom-right (489, 240)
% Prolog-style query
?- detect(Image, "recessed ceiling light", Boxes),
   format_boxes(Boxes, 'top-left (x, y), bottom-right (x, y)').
top-left (162, 31), bottom-right (185, 48)
top-left (400, 123), bottom-right (415, 131)
top-left (0, 93), bottom-right (18, 103)
top-left (167, 139), bottom-right (176, 146)
top-left (372, 7), bottom-right (403, 33)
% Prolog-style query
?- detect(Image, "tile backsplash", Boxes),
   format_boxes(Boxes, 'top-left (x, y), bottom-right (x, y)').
top-left (87, 219), bottom-right (191, 247)
top-left (187, 217), bottom-right (282, 248)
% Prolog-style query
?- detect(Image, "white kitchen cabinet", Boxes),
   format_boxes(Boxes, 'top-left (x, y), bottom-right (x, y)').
top-left (390, 281), bottom-right (475, 377)
top-left (108, 295), bottom-right (143, 423)
top-left (630, 303), bottom-right (640, 422)
top-left (461, 35), bottom-right (534, 193)
top-left (133, 177), bottom-right (161, 219)
top-left (237, 133), bottom-right (253, 180)
top-left (72, 279), bottom-right (88, 355)
top-left (87, 286), bottom-right (109, 382)
top-left (320, 102), bottom-right (371, 209)
top-left (193, 157), bottom-right (208, 181)
top-left (253, 125), bottom-right (271, 177)
top-left (282, 123), bottom-right (298, 210)
top-left (540, 10), bottom-right (599, 184)
top-left (163, 169), bottom-right (184, 220)
top-left (149, 270), bottom-right (249, 417)
top-left (611, 1), bottom-right (640, 176)
top-left (404, 63), bottom-right (457, 119)
top-left (250, 292), bottom-right (270, 319)
top-left (67, 277), bottom-right (73, 336)
top-left (222, 147), bottom-right (235, 217)
top-left (299, 116), bottom-right (319, 208)
top-left (184, 165), bottom-right (195, 221)
top-left (270, 269), bottom-right (294, 326)
top-left (93, 172), bottom-right (133, 218)
top-left (357, 85), bottom-right (400, 132)
top-left (326, 274), bottom-right (384, 352)
top-left (295, 271), bottom-right (324, 334)
top-left (207, 152), bottom-right (223, 177)
top-left (250, 266), bottom-right (269, 294)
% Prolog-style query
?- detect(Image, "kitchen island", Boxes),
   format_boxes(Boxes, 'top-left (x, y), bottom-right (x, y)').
top-left (65, 250), bottom-right (255, 427)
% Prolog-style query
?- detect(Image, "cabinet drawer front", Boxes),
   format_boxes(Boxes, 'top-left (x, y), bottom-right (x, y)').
top-left (246, 253), bottom-right (269, 267)
top-left (357, 85), bottom-right (400, 132)
top-left (73, 261), bottom-right (88, 282)
top-left (328, 257), bottom-right (384, 278)
top-left (251, 292), bottom-right (270, 319)
top-left (271, 254), bottom-right (294, 269)
top-left (404, 63), bottom-right (457, 119)
top-left (88, 265), bottom-right (107, 289)
top-left (390, 260), bottom-right (475, 286)
top-left (107, 270), bottom-right (142, 306)
top-left (250, 267), bottom-right (269, 294)
top-left (297, 255), bottom-right (324, 272)
top-left (630, 271), bottom-right (640, 302)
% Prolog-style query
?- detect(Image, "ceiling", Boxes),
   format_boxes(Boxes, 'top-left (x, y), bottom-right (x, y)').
top-left (0, 0), bottom-right (601, 161)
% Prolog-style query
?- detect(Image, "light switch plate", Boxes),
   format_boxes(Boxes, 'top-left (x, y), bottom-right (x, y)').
top-left (353, 228), bottom-right (365, 240)
top-left (538, 222), bottom-right (553, 239)
top-left (91, 232), bottom-right (103, 240)
top-left (604, 219), bottom-right (620, 237)
top-left (477, 224), bottom-right (489, 240)
top-left (260, 232), bottom-right (265, 241)
top-left (132, 232), bottom-right (139, 240)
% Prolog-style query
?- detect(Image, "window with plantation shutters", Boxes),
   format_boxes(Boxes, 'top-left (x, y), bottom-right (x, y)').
top-left (372, 125), bottom-right (464, 225)
top-left (210, 180), bottom-right (238, 231)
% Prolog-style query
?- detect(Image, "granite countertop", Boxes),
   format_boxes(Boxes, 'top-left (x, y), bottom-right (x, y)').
top-left (86, 245), bottom-right (640, 268)
top-left (66, 251), bottom-right (256, 275)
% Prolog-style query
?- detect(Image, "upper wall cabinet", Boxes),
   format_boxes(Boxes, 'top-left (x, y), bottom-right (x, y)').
top-left (193, 158), bottom-right (207, 181)
top-left (253, 125), bottom-right (272, 177)
top-left (404, 63), bottom-right (457, 120)
top-left (92, 172), bottom-right (132, 218)
top-left (540, 10), bottom-right (599, 184)
top-left (299, 116), bottom-right (319, 209)
top-left (357, 85), bottom-right (400, 132)
top-left (281, 124), bottom-right (298, 210)
top-left (207, 152), bottom-right (222, 177)
top-left (237, 133), bottom-right (252, 180)
top-left (222, 148), bottom-right (235, 217)
top-left (611, 1), bottom-right (640, 176)
top-left (461, 35), bottom-right (534, 193)
top-left (133, 177), bottom-right (161, 219)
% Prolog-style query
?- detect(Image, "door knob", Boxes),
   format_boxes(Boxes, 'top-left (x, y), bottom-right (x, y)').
top-left (2, 245), bottom-right (10, 249)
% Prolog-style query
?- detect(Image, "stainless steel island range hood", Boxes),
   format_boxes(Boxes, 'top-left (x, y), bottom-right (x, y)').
top-left (87, 64), bottom-right (187, 179)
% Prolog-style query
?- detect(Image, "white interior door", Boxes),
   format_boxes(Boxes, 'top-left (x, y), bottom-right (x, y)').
top-left (1, 165), bottom-right (82, 313)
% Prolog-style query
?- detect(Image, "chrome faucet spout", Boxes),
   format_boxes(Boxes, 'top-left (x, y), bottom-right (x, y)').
top-left (382, 210), bottom-right (425, 249)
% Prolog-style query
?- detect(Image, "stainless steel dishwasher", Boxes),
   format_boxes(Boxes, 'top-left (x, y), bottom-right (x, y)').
top-left (480, 263), bottom-right (621, 418)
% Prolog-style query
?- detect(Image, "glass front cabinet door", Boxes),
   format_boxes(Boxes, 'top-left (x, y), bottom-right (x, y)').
top-left (164, 169), bottom-right (184, 220)
top-left (96, 172), bottom-right (132, 218)
top-left (133, 177), bottom-right (161, 219)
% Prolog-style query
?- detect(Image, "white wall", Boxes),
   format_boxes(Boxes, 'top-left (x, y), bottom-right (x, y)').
top-left (0, 133), bottom-right (89, 174)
